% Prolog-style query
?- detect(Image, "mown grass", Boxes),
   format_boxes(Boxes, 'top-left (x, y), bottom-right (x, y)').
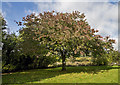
top-left (2, 66), bottom-right (119, 84)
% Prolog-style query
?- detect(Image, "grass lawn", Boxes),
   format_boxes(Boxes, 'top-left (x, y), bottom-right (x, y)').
top-left (2, 66), bottom-right (119, 84)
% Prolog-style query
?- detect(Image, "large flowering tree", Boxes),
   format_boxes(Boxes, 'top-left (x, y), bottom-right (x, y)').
top-left (18, 11), bottom-right (115, 71)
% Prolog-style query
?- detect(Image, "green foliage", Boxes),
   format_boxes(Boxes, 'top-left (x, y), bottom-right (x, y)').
top-left (92, 56), bottom-right (108, 66)
top-left (2, 33), bottom-right (18, 64)
top-left (2, 64), bottom-right (16, 72)
top-left (92, 50), bottom-right (120, 66)
top-left (2, 53), bottom-right (57, 72)
top-left (2, 15), bottom-right (57, 73)
top-left (18, 27), bottom-right (48, 57)
top-left (29, 55), bottom-right (57, 69)
top-left (107, 50), bottom-right (120, 64)
top-left (0, 13), bottom-right (7, 30)
top-left (111, 50), bottom-right (119, 63)
top-left (2, 33), bottom-right (24, 72)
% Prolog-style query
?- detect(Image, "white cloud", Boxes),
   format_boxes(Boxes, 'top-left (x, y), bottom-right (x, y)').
top-left (24, 9), bottom-right (39, 16)
top-left (25, 9), bottom-right (34, 14)
top-left (34, 2), bottom-right (59, 13)
top-left (2, 11), bottom-right (6, 18)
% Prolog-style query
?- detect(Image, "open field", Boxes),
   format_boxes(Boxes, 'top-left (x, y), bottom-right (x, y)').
top-left (2, 66), bottom-right (119, 84)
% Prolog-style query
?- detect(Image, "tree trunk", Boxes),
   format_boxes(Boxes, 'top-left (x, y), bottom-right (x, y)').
top-left (62, 54), bottom-right (66, 71)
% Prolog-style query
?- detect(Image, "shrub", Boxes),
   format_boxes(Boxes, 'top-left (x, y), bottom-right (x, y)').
top-left (2, 64), bottom-right (16, 72)
top-left (2, 54), bottom-right (57, 73)
top-left (92, 56), bottom-right (108, 66)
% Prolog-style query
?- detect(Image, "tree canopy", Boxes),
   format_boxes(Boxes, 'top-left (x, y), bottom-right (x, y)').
top-left (17, 11), bottom-right (115, 71)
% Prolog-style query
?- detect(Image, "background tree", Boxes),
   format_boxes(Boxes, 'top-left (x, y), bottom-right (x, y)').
top-left (0, 14), bottom-right (16, 72)
top-left (108, 50), bottom-right (120, 64)
top-left (1, 13), bottom-right (7, 67)
top-left (0, 13), bottom-right (6, 72)
top-left (17, 11), bottom-right (115, 71)
top-left (1, 13), bottom-right (56, 72)
top-left (0, 13), bottom-right (7, 49)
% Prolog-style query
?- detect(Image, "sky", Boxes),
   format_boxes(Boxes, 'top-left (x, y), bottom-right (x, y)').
top-left (1, 0), bottom-right (119, 50)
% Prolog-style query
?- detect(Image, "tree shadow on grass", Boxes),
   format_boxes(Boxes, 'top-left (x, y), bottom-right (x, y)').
top-left (2, 66), bottom-right (120, 84)
top-left (64, 66), bottom-right (120, 74)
